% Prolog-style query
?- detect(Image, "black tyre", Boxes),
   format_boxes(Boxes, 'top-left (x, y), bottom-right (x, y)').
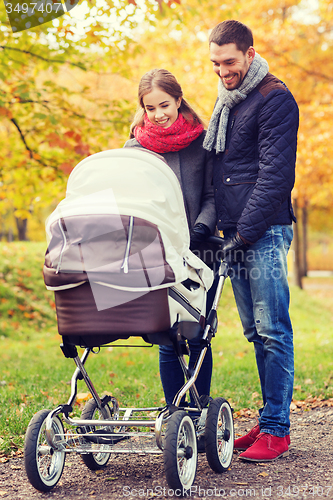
top-left (24, 409), bottom-right (65, 492)
top-left (205, 397), bottom-right (234, 473)
top-left (164, 410), bottom-right (197, 493)
top-left (80, 398), bottom-right (113, 470)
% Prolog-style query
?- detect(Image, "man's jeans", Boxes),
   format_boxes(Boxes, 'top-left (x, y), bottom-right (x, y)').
top-left (225, 225), bottom-right (294, 437)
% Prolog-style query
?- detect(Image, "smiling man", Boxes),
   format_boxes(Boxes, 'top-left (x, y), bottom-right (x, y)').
top-left (204, 20), bottom-right (299, 462)
top-left (210, 41), bottom-right (255, 91)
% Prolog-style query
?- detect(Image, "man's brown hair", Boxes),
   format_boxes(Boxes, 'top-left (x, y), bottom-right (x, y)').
top-left (209, 20), bottom-right (254, 54)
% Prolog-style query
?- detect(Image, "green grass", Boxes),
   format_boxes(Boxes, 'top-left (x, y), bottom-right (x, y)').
top-left (1, 242), bottom-right (333, 456)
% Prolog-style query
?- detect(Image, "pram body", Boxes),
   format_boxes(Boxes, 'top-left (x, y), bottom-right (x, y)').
top-left (24, 148), bottom-right (234, 494)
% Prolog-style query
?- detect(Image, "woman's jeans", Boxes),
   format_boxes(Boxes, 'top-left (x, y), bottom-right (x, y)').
top-left (159, 264), bottom-right (219, 406)
top-left (225, 225), bottom-right (294, 437)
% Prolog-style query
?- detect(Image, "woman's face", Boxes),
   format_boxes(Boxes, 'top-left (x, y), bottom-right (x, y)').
top-left (142, 87), bottom-right (181, 128)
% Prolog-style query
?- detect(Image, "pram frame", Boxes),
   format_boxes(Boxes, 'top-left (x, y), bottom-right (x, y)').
top-left (24, 242), bottom-right (234, 494)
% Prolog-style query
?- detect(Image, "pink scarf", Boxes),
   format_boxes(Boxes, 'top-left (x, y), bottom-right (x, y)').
top-left (134, 114), bottom-right (204, 154)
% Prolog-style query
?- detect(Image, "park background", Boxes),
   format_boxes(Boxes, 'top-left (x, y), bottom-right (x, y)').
top-left (0, 0), bottom-right (333, 458)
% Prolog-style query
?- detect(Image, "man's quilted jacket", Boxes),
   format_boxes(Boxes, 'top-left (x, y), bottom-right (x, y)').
top-left (213, 73), bottom-right (299, 244)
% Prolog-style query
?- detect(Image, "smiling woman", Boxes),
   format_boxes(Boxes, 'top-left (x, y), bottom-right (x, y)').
top-left (142, 88), bottom-right (181, 128)
top-left (124, 68), bottom-right (219, 409)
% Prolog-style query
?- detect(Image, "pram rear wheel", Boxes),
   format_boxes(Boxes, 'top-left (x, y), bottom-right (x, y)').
top-left (80, 399), bottom-right (113, 470)
top-left (205, 397), bottom-right (234, 473)
top-left (163, 410), bottom-right (197, 493)
top-left (24, 409), bottom-right (65, 492)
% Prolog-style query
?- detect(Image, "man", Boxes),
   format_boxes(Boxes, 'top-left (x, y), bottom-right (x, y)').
top-left (203, 20), bottom-right (299, 462)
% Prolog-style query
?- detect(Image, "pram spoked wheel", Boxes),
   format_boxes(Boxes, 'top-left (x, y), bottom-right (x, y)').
top-left (205, 397), bottom-right (234, 473)
top-left (80, 399), bottom-right (113, 470)
top-left (164, 410), bottom-right (197, 492)
top-left (24, 409), bottom-right (66, 492)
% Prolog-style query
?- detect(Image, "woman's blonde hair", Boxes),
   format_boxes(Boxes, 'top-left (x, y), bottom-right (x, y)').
top-left (129, 68), bottom-right (204, 138)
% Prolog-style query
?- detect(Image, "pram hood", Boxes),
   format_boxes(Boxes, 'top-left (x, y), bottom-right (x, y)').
top-left (45, 148), bottom-right (214, 297)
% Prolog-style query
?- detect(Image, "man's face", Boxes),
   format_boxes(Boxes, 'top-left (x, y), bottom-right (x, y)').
top-left (210, 42), bottom-right (255, 90)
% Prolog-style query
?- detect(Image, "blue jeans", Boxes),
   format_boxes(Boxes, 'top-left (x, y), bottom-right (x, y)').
top-left (159, 267), bottom-right (219, 406)
top-left (225, 225), bottom-right (294, 437)
top-left (159, 338), bottom-right (212, 406)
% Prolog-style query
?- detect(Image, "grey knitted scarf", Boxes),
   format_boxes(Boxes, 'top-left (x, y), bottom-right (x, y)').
top-left (203, 53), bottom-right (269, 153)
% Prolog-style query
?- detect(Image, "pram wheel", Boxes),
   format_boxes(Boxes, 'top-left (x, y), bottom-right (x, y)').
top-left (205, 397), bottom-right (234, 473)
top-left (80, 399), bottom-right (113, 470)
top-left (24, 409), bottom-right (65, 492)
top-left (163, 410), bottom-right (197, 493)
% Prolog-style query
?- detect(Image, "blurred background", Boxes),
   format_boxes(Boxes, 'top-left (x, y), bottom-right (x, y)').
top-left (1, 0), bottom-right (332, 282)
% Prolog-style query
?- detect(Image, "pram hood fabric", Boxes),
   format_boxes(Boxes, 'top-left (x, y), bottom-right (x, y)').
top-left (45, 149), bottom-right (214, 295)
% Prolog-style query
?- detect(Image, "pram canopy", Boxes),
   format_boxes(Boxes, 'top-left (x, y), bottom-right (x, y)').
top-left (44, 148), bottom-right (214, 345)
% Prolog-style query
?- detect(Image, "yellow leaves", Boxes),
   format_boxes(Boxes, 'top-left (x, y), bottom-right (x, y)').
top-left (76, 393), bottom-right (92, 404)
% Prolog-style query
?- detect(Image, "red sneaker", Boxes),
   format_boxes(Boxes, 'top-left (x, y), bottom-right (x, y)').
top-left (239, 432), bottom-right (289, 462)
top-left (234, 423), bottom-right (260, 451)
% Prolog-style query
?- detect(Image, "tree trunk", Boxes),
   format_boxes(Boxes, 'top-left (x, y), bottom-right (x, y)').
top-left (292, 199), bottom-right (303, 289)
top-left (15, 218), bottom-right (28, 241)
top-left (302, 205), bottom-right (308, 277)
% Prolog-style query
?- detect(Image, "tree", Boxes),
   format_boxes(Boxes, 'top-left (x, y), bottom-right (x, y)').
top-left (0, 0), bottom-right (166, 239)
top-left (1, 0), bottom-right (333, 250)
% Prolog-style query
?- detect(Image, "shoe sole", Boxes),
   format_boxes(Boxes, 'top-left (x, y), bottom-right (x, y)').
top-left (239, 450), bottom-right (289, 462)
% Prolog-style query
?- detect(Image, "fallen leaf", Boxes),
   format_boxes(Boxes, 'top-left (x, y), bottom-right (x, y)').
top-left (76, 393), bottom-right (92, 404)
top-left (258, 471), bottom-right (269, 477)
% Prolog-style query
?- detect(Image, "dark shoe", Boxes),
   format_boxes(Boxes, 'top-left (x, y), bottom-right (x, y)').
top-left (234, 423), bottom-right (260, 451)
top-left (239, 432), bottom-right (289, 462)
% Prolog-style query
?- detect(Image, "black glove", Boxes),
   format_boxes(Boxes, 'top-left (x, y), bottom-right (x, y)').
top-left (189, 223), bottom-right (211, 250)
top-left (222, 233), bottom-right (249, 262)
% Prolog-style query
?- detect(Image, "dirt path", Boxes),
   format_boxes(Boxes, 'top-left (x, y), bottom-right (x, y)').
top-left (1, 406), bottom-right (333, 500)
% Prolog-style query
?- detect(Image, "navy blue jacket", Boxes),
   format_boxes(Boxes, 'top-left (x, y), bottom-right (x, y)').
top-left (213, 73), bottom-right (299, 244)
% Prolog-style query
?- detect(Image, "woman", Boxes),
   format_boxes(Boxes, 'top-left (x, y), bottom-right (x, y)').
top-left (124, 68), bottom-right (217, 408)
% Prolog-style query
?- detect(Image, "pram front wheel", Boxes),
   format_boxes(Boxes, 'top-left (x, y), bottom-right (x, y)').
top-left (163, 410), bottom-right (197, 493)
top-left (24, 409), bottom-right (65, 492)
top-left (80, 398), bottom-right (113, 470)
top-left (205, 397), bottom-right (234, 473)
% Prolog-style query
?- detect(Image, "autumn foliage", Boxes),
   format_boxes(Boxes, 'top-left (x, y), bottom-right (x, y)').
top-left (1, 0), bottom-right (333, 240)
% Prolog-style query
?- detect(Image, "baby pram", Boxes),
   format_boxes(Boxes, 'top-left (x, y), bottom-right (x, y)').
top-left (24, 148), bottom-right (234, 494)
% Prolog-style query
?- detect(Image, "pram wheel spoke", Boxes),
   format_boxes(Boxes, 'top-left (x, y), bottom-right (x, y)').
top-left (24, 409), bottom-right (65, 492)
top-left (205, 398), bottom-right (234, 473)
top-left (80, 398), bottom-right (114, 470)
top-left (163, 410), bottom-right (197, 494)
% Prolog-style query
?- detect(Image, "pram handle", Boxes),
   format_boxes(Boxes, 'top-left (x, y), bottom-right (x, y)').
top-left (207, 235), bottom-right (234, 267)
top-left (207, 235), bottom-right (224, 246)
